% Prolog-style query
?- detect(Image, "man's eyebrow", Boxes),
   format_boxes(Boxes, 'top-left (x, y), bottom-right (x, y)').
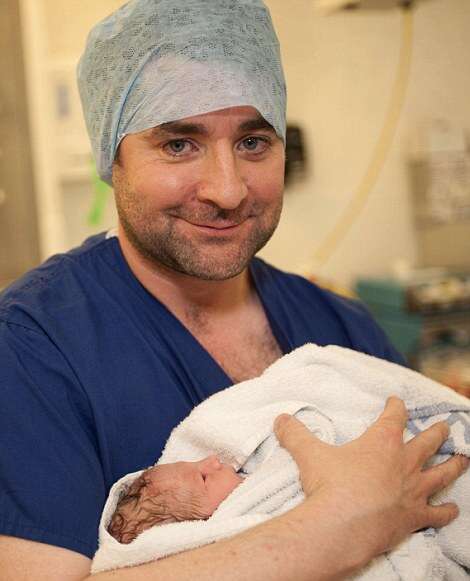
top-left (238, 117), bottom-right (276, 134)
top-left (148, 121), bottom-right (209, 139)
top-left (147, 116), bottom-right (276, 140)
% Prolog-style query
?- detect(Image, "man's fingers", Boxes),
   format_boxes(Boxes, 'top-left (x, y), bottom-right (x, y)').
top-left (375, 396), bottom-right (408, 431)
top-left (421, 454), bottom-right (470, 496)
top-left (421, 502), bottom-right (460, 530)
top-left (274, 414), bottom-right (325, 455)
top-left (274, 414), bottom-right (312, 444)
top-left (406, 421), bottom-right (450, 469)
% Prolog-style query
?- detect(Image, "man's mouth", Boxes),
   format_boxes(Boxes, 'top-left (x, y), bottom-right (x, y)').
top-left (182, 219), bottom-right (248, 231)
top-left (193, 223), bottom-right (239, 229)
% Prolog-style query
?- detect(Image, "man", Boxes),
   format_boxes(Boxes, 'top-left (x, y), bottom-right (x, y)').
top-left (0, 1), bottom-right (467, 579)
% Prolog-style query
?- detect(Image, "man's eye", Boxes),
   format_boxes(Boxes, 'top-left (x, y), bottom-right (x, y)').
top-left (164, 140), bottom-right (195, 156)
top-left (240, 136), bottom-right (269, 153)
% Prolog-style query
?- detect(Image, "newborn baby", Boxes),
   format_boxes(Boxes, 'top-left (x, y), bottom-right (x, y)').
top-left (108, 455), bottom-right (243, 544)
top-left (93, 344), bottom-right (470, 577)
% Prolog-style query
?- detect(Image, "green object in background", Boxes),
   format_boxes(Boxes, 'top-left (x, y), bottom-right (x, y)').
top-left (88, 161), bottom-right (112, 226)
top-left (355, 278), bottom-right (423, 358)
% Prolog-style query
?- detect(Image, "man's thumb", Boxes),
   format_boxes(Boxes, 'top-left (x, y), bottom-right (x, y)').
top-left (274, 413), bottom-right (293, 433)
top-left (274, 413), bottom-right (318, 453)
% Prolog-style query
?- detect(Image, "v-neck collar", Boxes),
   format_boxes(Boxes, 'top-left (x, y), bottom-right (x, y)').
top-left (107, 238), bottom-right (290, 392)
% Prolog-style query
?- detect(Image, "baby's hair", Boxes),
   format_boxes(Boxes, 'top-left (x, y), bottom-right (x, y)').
top-left (108, 465), bottom-right (213, 544)
top-left (108, 468), bottom-right (177, 544)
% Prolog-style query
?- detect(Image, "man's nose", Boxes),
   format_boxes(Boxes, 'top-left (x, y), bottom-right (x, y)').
top-left (196, 147), bottom-right (248, 210)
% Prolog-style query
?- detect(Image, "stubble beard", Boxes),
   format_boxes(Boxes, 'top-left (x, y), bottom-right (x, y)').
top-left (114, 181), bottom-right (283, 281)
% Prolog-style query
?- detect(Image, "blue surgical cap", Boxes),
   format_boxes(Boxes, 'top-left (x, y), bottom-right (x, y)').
top-left (77, 0), bottom-right (287, 184)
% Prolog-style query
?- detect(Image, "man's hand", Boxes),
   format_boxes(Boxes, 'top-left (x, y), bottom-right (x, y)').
top-left (274, 396), bottom-right (469, 559)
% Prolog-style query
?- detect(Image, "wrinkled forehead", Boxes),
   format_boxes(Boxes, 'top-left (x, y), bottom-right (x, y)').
top-left (144, 464), bottom-right (207, 502)
top-left (77, 0), bottom-right (286, 184)
top-left (149, 462), bottom-right (196, 484)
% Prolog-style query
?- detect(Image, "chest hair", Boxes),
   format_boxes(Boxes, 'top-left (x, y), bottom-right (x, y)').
top-left (182, 305), bottom-right (282, 383)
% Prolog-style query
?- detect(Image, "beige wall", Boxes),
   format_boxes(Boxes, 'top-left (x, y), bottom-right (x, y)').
top-left (35, 0), bottom-right (470, 286)
top-left (261, 0), bottom-right (470, 285)
top-left (42, 0), bottom-right (123, 58)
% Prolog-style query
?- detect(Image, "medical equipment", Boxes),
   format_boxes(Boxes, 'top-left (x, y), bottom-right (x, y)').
top-left (356, 273), bottom-right (470, 395)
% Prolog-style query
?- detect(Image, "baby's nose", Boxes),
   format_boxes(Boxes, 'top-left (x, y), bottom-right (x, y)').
top-left (200, 455), bottom-right (222, 474)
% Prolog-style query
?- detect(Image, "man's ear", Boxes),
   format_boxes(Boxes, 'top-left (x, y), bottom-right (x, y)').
top-left (114, 144), bottom-right (122, 167)
top-left (111, 146), bottom-right (123, 189)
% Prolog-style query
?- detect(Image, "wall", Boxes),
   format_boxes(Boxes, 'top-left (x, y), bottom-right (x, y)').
top-left (42, 0), bottom-right (122, 58)
top-left (261, 0), bottom-right (470, 285)
top-left (20, 0), bottom-right (123, 256)
top-left (25, 0), bottom-right (470, 287)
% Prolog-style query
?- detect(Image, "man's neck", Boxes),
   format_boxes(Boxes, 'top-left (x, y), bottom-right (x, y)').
top-left (118, 227), bottom-right (254, 323)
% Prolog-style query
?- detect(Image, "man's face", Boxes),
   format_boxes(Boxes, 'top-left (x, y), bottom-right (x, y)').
top-left (112, 106), bottom-right (285, 280)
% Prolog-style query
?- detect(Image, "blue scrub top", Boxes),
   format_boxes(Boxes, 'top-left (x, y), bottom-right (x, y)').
top-left (0, 233), bottom-right (404, 558)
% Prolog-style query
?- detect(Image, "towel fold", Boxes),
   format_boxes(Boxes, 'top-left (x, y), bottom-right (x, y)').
top-left (92, 344), bottom-right (470, 578)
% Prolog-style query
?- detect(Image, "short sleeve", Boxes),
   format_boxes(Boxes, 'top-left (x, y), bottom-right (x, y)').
top-left (0, 321), bottom-right (106, 558)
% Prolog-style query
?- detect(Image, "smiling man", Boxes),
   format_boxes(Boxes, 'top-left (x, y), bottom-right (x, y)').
top-left (0, 1), bottom-right (466, 580)
top-left (115, 109), bottom-right (284, 282)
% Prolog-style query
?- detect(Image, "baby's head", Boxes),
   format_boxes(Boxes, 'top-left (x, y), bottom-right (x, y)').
top-left (109, 455), bottom-right (243, 544)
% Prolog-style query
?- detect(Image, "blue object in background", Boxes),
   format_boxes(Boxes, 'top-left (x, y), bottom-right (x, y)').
top-left (356, 278), bottom-right (423, 359)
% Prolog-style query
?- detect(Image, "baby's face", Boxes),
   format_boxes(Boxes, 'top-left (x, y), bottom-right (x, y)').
top-left (147, 455), bottom-right (243, 519)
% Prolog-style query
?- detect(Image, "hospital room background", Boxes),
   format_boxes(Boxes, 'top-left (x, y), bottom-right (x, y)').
top-left (2, 0), bottom-right (470, 393)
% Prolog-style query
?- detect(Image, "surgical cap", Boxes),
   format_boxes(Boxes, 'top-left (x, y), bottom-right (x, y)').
top-left (77, 0), bottom-right (287, 184)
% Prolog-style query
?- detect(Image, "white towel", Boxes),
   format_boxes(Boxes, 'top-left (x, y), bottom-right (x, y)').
top-left (92, 344), bottom-right (470, 578)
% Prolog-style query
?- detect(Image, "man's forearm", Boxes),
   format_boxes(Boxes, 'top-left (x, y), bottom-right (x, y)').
top-left (88, 495), bottom-right (368, 581)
